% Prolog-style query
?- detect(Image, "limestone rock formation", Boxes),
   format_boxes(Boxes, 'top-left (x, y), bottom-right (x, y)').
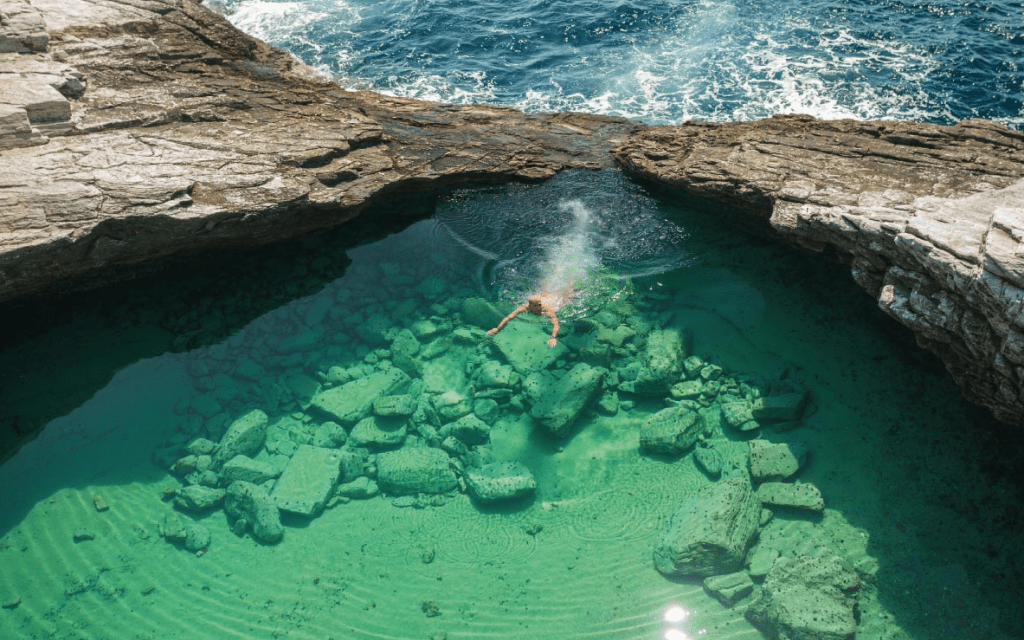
top-left (614, 117), bottom-right (1024, 426)
top-left (2, 0), bottom-right (1024, 430)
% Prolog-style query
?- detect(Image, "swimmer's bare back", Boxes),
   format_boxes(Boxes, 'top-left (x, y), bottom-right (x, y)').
top-left (487, 295), bottom-right (560, 347)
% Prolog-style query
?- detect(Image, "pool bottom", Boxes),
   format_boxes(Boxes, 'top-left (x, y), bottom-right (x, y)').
top-left (1, 172), bottom-right (1022, 640)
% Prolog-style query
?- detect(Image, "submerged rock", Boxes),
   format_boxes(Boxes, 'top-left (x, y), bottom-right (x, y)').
top-left (375, 448), bottom-right (458, 495)
top-left (630, 328), bottom-right (687, 396)
top-left (748, 440), bottom-right (809, 482)
top-left (492, 322), bottom-right (567, 374)
top-left (310, 369), bottom-right (410, 425)
top-left (653, 476), bottom-right (762, 578)
top-left (271, 445), bottom-right (343, 516)
top-left (213, 409), bottom-right (269, 468)
top-left (530, 363), bottom-right (607, 438)
top-left (464, 461), bottom-right (537, 503)
top-left (757, 481), bottom-right (825, 513)
top-left (225, 481), bottom-right (284, 544)
top-left (745, 555), bottom-right (860, 640)
top-left (640, 405), bottom-right (705, 454)
top-left (348, 415), bottom-right (408, 449)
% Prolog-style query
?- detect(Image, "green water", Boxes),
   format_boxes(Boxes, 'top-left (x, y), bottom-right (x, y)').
top-left (0, 172), bottom-right (1021, 640)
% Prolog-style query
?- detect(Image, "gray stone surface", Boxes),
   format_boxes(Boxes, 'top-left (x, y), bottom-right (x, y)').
top-left (270, 445), bottom-right (342, 516)
top-left (653, 476), bottom-right (762, 578)
top-left (615, 117), bottom-right (1024, 428)
top-left (752, 392), bottom-right (810, 422)
top-left (530, 362), bottom-right (606, 438)
top-left (375, 447), bottom-right (457, 495)
top-left (639, 404), bottom-right (705, 454)
top-left (745, 555), bottom-right (860, 640)
top-left (225, 480), bottom-right (284, 544)
top-left (213, 409), bottom-right (269, 468)
top-left (464, 461), bottom-right (537, 503)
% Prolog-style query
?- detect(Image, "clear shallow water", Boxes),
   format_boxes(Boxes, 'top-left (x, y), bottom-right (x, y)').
top-left (1, 172), bottom-right (1022, 639)
top-left (208, 0), bottom-right (1024, 126)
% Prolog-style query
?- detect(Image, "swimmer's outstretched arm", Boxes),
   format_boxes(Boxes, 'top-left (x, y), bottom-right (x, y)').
top-left (544, 308), bottom-right (560, 348)
top-left (487, 303), bottom-right (529, 336)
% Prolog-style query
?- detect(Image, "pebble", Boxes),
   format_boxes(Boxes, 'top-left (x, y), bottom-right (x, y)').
top-left (72, 530), bottom-right (95, 543)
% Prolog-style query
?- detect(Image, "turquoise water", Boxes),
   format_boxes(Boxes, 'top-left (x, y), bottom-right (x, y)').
top-left (1, 172), bottom-right (1022, 639)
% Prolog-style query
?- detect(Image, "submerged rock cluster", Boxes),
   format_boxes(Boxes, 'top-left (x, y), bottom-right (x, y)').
top-left (151, 252), bottom-right (819, 556)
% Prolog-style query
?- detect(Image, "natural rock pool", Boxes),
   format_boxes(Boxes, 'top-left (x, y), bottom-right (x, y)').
top-left (1, 171), bottom-right (1021, 640)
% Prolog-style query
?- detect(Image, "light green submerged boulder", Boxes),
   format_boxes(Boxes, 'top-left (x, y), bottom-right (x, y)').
top-left (653, 476), bottom-right (761, 578)
top-left (225, 481), bottom-right (284, 544)
top-left (213, 409), bottom-right (269, 468)
top-left (492, 322), bottom-right (567, 374)
top-left (376, 448), bottom-right (457, 496)
top-left (465, 462), bottom-right (537, 503)
top-left (745, 555), bottom-right (860, 640)
top-left (631, 328), bottom-right (686, 396)
top-left (270, 445), bottom-right (342, 517)
top-left (530, 363), bottom-right (607, 438)
top-left (639, 404), bottom-right (705, 454)
top-left (310, 368), bottom-right (410, 425)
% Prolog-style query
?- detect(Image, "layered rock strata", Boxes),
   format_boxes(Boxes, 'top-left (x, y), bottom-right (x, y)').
top-left (0, 0), bottom-right (635, 305)
top-left (614, 118), bottom-right (1024, 426)
top-left (2, 0), bottom-right (1024, 426)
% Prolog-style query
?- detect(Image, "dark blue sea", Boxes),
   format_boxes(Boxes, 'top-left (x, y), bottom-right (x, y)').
top-left (208, 0), bottom-right (1023, 126)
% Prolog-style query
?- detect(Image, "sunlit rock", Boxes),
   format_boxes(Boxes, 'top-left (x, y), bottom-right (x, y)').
top-left (310, 368), bottom-right (410, 425)
top-left (375, 447), bottom-right (457, 495)
top-left (529, 362), bottom-right (606, 438)
top-left (630, 328), bottom-right (687, 396)
top-left (213, 408), bottom-right (269, 468)
top-left (748, 440), bottom-right (809, 482)
top-left (745, 555), bottom-right (860, 640)
top-left (653, 476), bottom-right (761, 578)
top-left (757, 481), bottom-right (825, 513)
top-left (639, 404), bottom-right (705, 455)
top-left (492, 322), bottom-right (566, 374)
top-left (270, 445), bottom-right (342, 516)
top-left (464, 461), bottom-right (537, 503)
top-left (225, 481), bottom-right (284, 544)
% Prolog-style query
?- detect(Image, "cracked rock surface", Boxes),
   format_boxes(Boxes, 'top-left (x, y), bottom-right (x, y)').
top-left (3, 0), bottom-right (1024, 427)
top-left (614, 116), bottom-right (1024, 426)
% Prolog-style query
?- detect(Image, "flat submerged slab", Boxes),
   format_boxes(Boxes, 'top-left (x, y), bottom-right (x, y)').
top-left (270, 445), bottom-right (342, 517)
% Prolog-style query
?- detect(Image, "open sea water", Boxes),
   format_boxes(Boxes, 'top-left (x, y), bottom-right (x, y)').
top-left (2, 2), bottom-right (1024, 640)
top-left (207, 0), bottom-right (1024, 126)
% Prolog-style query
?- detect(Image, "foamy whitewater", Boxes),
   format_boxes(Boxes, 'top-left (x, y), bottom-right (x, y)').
top-left (207, 0), bottom-right (1023, 127)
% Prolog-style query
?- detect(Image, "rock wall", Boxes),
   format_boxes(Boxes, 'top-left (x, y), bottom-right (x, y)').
top-left (614, 117), bottom-right (1024, 426)
top-left (3, 0), bottom-right (1024, 426)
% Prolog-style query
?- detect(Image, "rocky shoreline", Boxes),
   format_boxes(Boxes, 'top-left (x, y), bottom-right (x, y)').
top-left (2, 0), bottom-right (1024, 427)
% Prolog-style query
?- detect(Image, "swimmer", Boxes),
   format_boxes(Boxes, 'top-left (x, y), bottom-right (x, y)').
top-left (488, 295), bottom-right (561, 348)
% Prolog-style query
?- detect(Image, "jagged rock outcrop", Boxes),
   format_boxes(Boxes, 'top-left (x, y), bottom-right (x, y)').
top-left (614, 117), bottom-right (1024, 426)
top-left (3, 0), bottom-right (1024, 427)
top-left (0, 0), bottom-right (636, 304)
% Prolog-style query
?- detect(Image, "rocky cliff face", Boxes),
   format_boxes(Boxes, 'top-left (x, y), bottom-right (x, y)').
top-left (614, 118), bottom-right (1024, 426)
top-left (3, 0), bottom-right (1024, 426)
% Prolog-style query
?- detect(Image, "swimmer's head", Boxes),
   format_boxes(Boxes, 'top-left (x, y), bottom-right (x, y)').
top-left (527, 295), bottom-right (543, 313)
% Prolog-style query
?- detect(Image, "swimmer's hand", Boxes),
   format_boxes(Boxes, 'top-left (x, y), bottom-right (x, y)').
top-left (487, 328), bottom-right (499, 336)
top-left (547, 338), bottom-right (557, 348)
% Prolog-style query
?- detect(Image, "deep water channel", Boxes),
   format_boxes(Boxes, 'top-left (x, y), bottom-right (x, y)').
top-left (0, 171), bottom-right (1021, 640)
